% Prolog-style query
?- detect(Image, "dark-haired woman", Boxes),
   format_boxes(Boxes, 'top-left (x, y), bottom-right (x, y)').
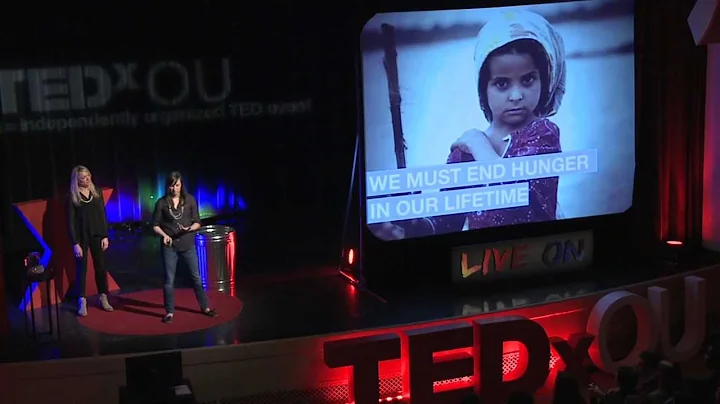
top-left (152, 171), bottom-right (217, 323)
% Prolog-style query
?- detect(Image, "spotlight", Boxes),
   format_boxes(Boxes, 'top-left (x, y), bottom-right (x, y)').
top-left (661, 240), bottom-right (687, 266)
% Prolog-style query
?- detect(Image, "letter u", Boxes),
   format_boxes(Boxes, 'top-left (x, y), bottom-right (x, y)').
top-left (647, 276), bottom-right (707, 363)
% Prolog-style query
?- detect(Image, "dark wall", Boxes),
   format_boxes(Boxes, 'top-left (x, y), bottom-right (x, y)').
top-left (0, 3), bottom-right (358, 270)
top-left (0, 0), bottom-right (633, 281)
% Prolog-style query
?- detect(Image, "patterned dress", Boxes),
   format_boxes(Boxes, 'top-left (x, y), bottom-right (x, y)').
top-left (402, 118), bottom-right (561, 238)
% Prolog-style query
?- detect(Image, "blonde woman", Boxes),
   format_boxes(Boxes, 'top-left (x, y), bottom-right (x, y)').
top-left (67, 165), bottom-right (113, 316)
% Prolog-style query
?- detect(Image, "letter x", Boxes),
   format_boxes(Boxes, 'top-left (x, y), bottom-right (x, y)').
top-left (550, 333), bottom-right (594, 383)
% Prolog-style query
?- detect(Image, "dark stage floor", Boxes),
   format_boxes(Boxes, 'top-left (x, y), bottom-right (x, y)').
top-left (1, 232), bottom-right (719, 363)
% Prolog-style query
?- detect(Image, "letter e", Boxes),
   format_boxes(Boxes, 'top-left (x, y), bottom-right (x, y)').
top-left (401, 323), bottom-right (474, 404)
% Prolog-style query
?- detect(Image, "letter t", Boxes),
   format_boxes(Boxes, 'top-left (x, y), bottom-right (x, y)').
top-left (324, 333), bottom-right (401, 404)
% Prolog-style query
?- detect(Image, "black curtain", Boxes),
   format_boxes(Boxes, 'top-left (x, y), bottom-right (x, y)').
top-left (632, 0), bottom-right (707, 255)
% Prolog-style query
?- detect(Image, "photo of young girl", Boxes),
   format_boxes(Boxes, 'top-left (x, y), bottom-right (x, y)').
top-left (434, 10), bottom-right (566, 233)
top-left (363, 0), bottom-right (635, 241)
top-left (373, 10), bottom-right (566, 240)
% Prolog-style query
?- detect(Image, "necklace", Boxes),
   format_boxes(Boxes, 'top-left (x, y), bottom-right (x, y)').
top-left (169, 206), bottom-right (184, 220)
top-left (80, 192), bottom-right (93, 203)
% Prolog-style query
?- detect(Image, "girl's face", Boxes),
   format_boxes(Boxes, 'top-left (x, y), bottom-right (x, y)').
top-left (486, 51), bottom-right (541, 127)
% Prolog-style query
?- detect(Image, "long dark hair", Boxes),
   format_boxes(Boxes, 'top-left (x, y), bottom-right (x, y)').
top-left (164, 171), bottom-right (187, 206)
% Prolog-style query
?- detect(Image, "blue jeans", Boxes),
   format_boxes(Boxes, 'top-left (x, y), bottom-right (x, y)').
top-left (162, 245), bottom-right (209, 314)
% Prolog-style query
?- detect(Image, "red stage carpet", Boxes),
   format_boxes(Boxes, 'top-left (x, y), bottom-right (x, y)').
top-left (77, 289), bottom-right (243, 336)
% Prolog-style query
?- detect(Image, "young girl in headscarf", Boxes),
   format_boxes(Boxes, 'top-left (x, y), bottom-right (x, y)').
top-left (437, 9), bottom-right (566, 232)
top-left (375, 10), bottom-right (567, 239)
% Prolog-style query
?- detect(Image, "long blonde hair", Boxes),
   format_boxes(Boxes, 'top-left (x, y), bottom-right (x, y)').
top-left (70, 165), bottom-right (100, 206)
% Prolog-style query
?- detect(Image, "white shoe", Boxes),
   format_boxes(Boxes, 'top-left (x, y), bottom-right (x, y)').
top-left (78, 297), bottom-right (87, 317)
top-left (99, 293), bottom-right (114, 312)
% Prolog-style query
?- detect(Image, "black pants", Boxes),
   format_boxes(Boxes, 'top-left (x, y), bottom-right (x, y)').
top-left (76, 236), bottom-right (108, 297)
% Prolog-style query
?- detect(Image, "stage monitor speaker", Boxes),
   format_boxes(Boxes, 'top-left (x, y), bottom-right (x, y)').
top-left (125, 351), bottom-right (184, 392)
top-left (689, 0), bottom-right (720, 45)
top-left (122, 351), bottom-right (196, 404)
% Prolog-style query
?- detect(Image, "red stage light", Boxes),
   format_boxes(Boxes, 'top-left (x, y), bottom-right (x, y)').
top-left (339, 248), bottom-right (360, 284)
top-left (375, 395), bottom-right (404, 403)
top-left (340, 270), bottom-right (360, 285)
top-left (666, 240), bottom-right (683, 246)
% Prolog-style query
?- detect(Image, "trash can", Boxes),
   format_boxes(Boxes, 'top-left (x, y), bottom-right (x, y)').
top-left (195, 225), bottom-right (236, 293)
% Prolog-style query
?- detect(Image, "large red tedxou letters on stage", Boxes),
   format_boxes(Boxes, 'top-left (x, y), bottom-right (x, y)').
top-left (14, 188), bottom-right (120, 311)
top-left (324, 275), bottom-right (708, 404)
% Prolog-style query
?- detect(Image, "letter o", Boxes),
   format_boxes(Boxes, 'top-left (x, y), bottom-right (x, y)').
top-left (396, 200), bottom-right (410, 217)
top-left (541, 242), bottom-right (561, 267)
top-left (147, 61), bottom-right (189, 107)
top-left (586, 291), bottom-right (658, 373)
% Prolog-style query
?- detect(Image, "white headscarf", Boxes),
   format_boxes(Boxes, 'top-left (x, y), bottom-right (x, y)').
top-left (473, 10), bottom-right (566, 122)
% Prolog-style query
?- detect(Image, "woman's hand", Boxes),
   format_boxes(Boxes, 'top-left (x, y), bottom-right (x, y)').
top-left (162, 235), bottom-right (173, 246)
top-left (101, 237), bottom-right (109, 251)
top-left (73, 244), bottom-right (83, 259)
top-left (370, 222), bottom-right (405, 240)
top-left (451, 129), bottom-right (500, 161)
